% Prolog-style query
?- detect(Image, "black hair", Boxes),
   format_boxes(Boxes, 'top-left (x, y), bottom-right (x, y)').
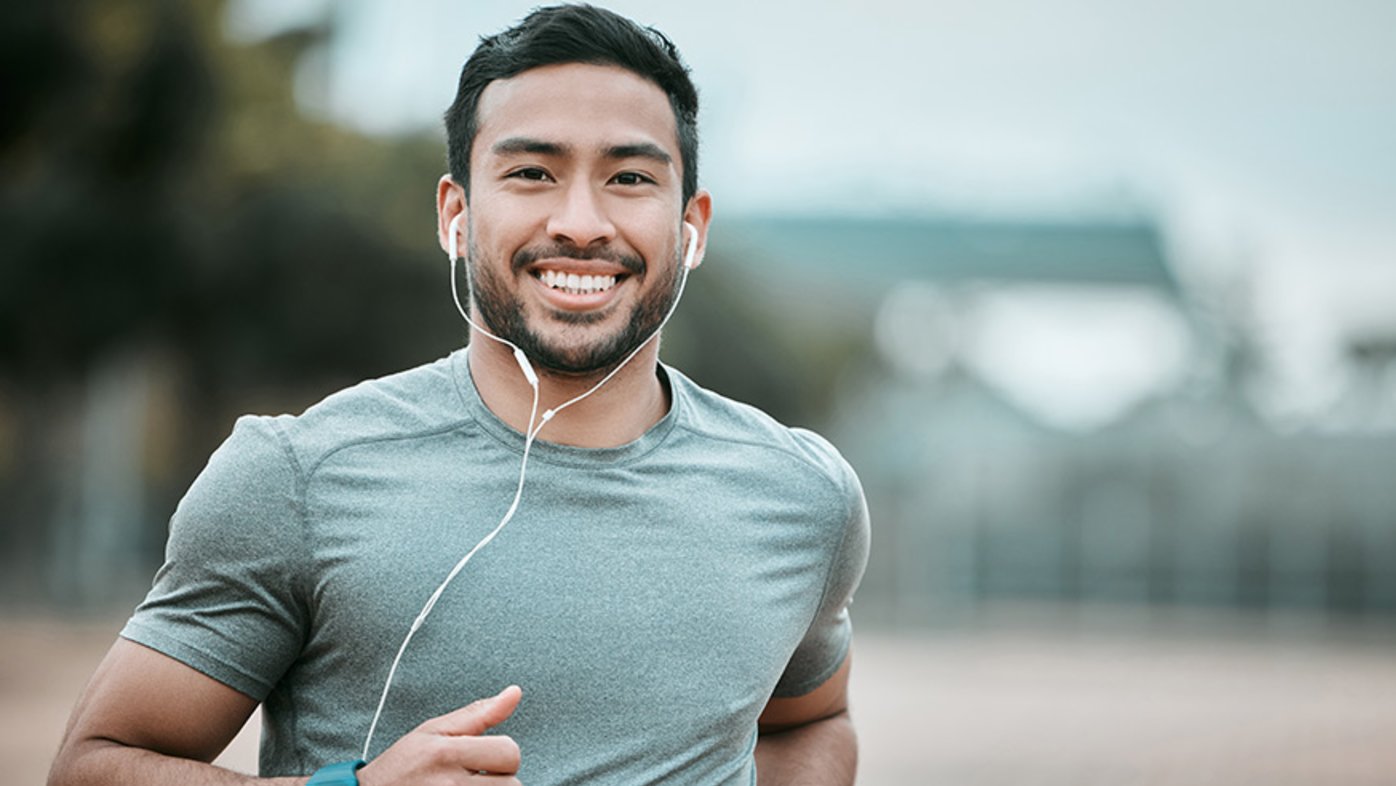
top-left (445, 4), bottom-right (700, 205)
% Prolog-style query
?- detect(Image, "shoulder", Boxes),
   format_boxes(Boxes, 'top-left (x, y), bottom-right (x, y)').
top-left (252, 352), bottom-right (472, 474)
top-left (172, 353), bottom-right (471, 545)
top-left (666, 366), bottom-right (862, 502)
top-left (666, 367), bottom-right (870, 603)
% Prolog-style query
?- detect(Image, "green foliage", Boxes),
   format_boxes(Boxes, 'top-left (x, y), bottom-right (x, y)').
top-left (0, 0), bottom-right (464, 600)
top-left (0, 0), bottom-right (458, 391)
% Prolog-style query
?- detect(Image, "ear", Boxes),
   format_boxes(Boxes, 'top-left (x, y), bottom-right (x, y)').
top-left (681, 190), bottom-right (714, 270)
top-left (437, 175), bottom-right (468, 258)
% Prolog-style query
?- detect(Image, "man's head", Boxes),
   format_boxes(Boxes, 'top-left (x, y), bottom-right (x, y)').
top-left (445, 4), bottom-right (700, 206)
top-left (436, 6), bottom-right (712, 377)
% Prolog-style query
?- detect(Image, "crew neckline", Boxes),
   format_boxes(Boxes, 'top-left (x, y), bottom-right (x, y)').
top-left (449, 347), bottom-right (682, 467)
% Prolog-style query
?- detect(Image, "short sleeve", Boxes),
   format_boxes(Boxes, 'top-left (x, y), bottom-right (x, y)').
top-left (772, 456), bottom-right (871, 698)
top-left (120, 415), bottom-right (309, 701)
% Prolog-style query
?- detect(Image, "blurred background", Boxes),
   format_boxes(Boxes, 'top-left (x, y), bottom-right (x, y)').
top-left (3, 0), bottom-right (1395, 783)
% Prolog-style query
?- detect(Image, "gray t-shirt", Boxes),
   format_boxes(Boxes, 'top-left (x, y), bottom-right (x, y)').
top-left (122, 349), bottom-right (869, 784)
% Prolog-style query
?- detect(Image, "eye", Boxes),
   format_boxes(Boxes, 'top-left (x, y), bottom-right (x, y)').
top-left (611, 171), bottom-right (654, 186)
top-left (508, 167), bottom-right (552, 182)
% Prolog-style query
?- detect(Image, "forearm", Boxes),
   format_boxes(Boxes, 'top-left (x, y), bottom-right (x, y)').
top-left (753, 709), bottom-right (856, 786)
top-left (48, 739), bottom-right (307, 786)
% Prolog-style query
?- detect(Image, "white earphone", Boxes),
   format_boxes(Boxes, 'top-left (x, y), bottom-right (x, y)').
top-left (362, 213), bottom-right (699, 759)
top-left (681, 220), bottom-right (699, 269)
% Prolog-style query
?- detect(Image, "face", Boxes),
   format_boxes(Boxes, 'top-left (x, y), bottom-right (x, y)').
top-left (452, 62), bottom-right (708, 376)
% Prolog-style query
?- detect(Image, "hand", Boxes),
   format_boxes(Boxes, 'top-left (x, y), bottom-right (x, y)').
top-left (358, 685), bottom-right (523, 785)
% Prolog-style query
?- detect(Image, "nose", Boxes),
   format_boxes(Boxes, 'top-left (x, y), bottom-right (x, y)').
top-left (546, 180), bottom-right (616, 250)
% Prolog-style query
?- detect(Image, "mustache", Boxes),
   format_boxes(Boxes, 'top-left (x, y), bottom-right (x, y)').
top-left (511, 243), bottom-right (646, 277)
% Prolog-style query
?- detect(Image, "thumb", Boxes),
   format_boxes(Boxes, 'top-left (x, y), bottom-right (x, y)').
top-left (431, 685), bottom-right (523, 737)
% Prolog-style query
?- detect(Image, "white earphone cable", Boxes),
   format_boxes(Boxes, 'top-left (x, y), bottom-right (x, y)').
top-left (361, 381), bottom-right (539, 760)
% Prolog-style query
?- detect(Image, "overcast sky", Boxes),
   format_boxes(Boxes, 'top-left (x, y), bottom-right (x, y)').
top-left (229, 0), bottom-right (1396, 421)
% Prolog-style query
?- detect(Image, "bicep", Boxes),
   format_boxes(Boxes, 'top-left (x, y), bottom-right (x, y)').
top-left (758, 648), bottom-right (851, 733)
top-left (60, 637), bottom-right (258, 763)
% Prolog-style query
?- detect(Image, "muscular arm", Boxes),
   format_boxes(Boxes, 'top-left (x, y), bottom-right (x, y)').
top-left (48, 638), bottom-right (302, 786)
top-left (49, 639), bottom-right (523, 786)
top-left (753, 651), bottom-right (856, 786)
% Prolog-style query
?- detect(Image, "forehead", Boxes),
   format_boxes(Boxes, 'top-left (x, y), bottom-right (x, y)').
top-left (473, 62), bottom-right (679, 162)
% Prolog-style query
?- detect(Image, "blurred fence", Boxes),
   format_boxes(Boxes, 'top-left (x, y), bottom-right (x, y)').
top-left (846, 403), bottom-right (1396, 624)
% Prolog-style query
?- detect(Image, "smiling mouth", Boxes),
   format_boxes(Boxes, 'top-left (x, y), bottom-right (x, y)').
top-left (534, 269), bottom-right (621, 295)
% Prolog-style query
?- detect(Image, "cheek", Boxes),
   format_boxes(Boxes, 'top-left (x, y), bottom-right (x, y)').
top-left (617, 205), bottom-right (682, 250)
top-left (473, 194), bottom-right (546, 240)
top-left (468, 222), bottom-right (523, 266)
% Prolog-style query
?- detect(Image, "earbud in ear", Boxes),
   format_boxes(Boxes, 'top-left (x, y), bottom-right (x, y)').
top-left (682, 222), bottom-right (699, 270)
top-left (448, 214), bottom-right (464, 260)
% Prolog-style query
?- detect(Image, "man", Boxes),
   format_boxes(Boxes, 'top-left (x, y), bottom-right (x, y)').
top-left (49, 5), bottom-right (869, 785)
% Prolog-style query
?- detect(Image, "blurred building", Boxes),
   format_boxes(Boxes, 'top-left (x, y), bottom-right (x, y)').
top-left (712, 215), bottom-right (1396, 625)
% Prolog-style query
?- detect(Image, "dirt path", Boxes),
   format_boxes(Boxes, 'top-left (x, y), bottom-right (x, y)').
top-left (8, 608), bottom-right (1395, 785)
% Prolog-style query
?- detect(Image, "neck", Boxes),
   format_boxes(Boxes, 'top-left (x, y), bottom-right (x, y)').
top-left (467, 332), bottom-right (670, 448)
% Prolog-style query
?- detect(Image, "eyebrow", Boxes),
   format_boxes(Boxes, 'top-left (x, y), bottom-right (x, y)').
top-left (603, 143), bottom-right (672, 166)
top-left (492, 137), bottom-right (569, 157)
top-left (491, 137), bottom-right (672, 167)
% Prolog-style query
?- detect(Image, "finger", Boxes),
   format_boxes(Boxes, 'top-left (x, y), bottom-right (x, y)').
top-left (425, 685), bottom-right (523, 737)
top-left (443, 734), bottom-right (521, 775)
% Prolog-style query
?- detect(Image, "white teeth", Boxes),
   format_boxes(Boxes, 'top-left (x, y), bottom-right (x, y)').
top-left (537, 270), bottom-right (618, 294)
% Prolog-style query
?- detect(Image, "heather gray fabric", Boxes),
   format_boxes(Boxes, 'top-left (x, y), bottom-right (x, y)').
top-left (121, 349), bottom-right (869, 785)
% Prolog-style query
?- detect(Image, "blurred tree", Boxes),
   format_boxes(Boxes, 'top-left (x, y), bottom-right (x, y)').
top-left (0, 0), bottom-right (458, 605)
top-left (2, 0), bottom-right (459, 381)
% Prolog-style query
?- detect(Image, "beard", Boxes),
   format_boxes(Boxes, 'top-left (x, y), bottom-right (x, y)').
top-left (465, 238), bottom-right (683, 376)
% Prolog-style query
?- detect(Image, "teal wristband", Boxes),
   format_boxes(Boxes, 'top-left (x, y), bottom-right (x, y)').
top-left (305, 759), bottom-right (366, 786)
